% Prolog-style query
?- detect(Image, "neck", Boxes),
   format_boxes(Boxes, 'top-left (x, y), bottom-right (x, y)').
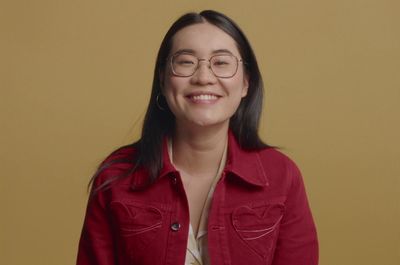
top-left (171, 122), bottom-right (229, 177)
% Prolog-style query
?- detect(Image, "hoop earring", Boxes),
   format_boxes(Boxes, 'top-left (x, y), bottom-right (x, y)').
top-left (156, 93), bottom-right (165, 111)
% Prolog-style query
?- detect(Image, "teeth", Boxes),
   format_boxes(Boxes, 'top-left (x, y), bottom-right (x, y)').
top-left (192, 94), bottom-right (218, 101)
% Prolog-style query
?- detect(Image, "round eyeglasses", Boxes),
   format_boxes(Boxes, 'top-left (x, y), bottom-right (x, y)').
top-left (170, 53), bottom-right (243, 78)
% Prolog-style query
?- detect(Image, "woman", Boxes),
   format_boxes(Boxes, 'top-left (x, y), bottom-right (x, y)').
top-left (77, 10), bottom-right (318, 265)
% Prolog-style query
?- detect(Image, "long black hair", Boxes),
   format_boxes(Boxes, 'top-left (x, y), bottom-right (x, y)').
top-left (90, 10), bottom-right (270, 192)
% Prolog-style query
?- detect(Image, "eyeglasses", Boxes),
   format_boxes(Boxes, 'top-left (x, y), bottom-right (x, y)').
top-left (170, 53), bottom-right (243, 78)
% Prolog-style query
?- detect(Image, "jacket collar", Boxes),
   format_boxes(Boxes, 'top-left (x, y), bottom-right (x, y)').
top-left (224, 131), bottom-right (269, 187)
top-left (131, 131), bottom-right (269, 188)
top-left (130, 138), bottom-right (176, 188)
top-left (159, 137), bottom-right (177, 178)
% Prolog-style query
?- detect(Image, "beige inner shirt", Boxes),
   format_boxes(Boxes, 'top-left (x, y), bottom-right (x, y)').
top-left (168, 139), bottom-right (227, 265)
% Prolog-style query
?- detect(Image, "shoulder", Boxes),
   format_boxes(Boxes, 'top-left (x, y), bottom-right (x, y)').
top-left (256, 147), bottom-right (304, 190)
top-left (257, 147), bottom-right (299, 171)
top-left (92, 144), bottom-right (138, 188)
top-left (102, 144), bottom-right (137, 164)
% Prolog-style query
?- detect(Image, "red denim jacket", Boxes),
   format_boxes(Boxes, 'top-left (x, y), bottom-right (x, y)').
top-left (77, 133), bottom-right (318, 265)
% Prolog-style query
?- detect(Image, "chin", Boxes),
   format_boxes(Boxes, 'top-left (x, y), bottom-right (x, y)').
top-left (188, 116), bottom-right (229, 128)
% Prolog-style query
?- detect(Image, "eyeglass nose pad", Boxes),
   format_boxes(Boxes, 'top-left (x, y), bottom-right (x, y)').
top-left (197, 59), bottom-right (210, 68)
top-left (196, 59), bottom-right (213, 74)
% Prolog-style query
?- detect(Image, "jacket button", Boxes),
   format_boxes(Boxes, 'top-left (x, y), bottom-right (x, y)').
top-left (171, 175), bottom-right (177, 184)
top-left (170, 222), bottom-right (181, 231)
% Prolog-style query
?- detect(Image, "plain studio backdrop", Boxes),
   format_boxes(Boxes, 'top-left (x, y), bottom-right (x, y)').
top-left (1, 1), bottom-right (399, 264)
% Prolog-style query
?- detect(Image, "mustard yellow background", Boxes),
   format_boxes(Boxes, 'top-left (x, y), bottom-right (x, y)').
top-left (1, 0), bottom-right (399, 264)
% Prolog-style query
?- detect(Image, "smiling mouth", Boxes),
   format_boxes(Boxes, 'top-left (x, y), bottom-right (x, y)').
top-left (186, 93), bottom-right (221, 103)
top-left (191, 94), bottom-right (218, 100)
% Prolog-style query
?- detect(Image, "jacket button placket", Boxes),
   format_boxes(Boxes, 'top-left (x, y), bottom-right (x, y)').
top-left (164, 173), bottom-right (189, 265)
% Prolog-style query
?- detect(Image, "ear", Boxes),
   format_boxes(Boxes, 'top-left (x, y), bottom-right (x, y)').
top-left (241, 74), bottom-right (249, 97)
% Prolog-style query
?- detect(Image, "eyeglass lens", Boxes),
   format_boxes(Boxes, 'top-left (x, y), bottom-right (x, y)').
top-left (171, 54), bottom-right (239, 78)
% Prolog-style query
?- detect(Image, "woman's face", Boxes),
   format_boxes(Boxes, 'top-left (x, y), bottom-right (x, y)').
top-left (162, 22), bottom-right (248, 129)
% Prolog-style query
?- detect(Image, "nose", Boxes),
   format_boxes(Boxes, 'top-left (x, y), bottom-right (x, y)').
top-left (191, 60), bottom-right (217, 85)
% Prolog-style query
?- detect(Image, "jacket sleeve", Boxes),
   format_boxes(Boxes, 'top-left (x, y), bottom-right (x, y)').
top-left (76, 180), bottom-right (116, 265)
top-left (271, 161), bottom-right (319, 265)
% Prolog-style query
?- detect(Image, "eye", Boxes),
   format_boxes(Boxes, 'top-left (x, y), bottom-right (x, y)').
top-left (211, 55), bottom-right (234, 68)
top-left (173, 54), bottom-right (196, 66)
top-left (214, 60), bottom-right (229, 65)
top-left (177, 59), bottom-right (195, 65)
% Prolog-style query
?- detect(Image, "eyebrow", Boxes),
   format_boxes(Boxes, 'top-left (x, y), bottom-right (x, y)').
top-left (173, 48), bottom-right (234, 56)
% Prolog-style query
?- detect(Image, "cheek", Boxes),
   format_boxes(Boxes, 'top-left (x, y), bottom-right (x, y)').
top-left (161, 67), bottom-right (176, 93)
top-left (241, 79), bottom-right (249, 97)
top-left (162, 77), bottom-right (188, 113)
top-left (163, 74), bottom-right (186, 94)
top-left (162, 75), bottom-right (176, 96)
top-left (222, 76), bottom-right (247, 97)
top-left (223, 77), bottom-right (248, 113)
top-left (231, 93), bottom-right (244, 112)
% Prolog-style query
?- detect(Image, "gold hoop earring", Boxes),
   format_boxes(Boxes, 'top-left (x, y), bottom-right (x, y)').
top-left (156, 93), bottom-right (165, 111)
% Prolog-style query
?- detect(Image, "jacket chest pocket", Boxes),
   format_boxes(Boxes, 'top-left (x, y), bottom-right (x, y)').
top-left (231, 199), bottom-right (285, 260)
top-left (110, 200), bottom-right (167, 259)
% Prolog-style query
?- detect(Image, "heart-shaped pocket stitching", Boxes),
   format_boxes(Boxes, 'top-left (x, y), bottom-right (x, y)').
top-left (232, 203), bottom-right (284, 259)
